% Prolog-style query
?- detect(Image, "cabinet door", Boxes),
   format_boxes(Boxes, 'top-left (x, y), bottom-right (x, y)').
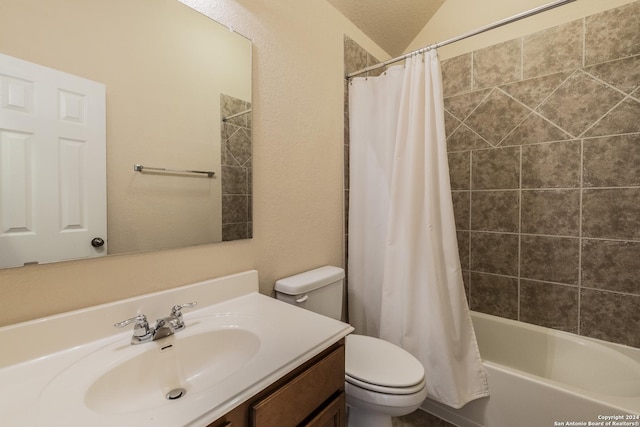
top-left (303, 392), bottom-right (345, 427)
top-left (251, 345), bottom-right (345, 427)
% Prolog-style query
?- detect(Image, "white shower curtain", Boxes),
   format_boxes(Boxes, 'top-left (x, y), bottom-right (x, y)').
top-left (348, 51), bottom-right (488, 408)
top-left (348, 65), bottom-right (404, 337)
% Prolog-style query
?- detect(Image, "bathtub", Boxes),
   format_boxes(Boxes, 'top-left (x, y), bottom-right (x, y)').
top-left (421, 311), bottom-right (640, 427)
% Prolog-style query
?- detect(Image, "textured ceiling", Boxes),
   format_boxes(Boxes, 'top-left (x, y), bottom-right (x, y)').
top-left (327, 0), bottom-right (446, 57)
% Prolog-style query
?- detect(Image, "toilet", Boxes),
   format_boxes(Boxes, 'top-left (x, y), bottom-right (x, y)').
top-left (275, 266), bottom-right (427, 427)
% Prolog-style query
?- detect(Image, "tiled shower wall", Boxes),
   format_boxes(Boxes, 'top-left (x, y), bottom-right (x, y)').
top-left (345, 1), bottom-right (640, 349)
top-left (220, 94), bottom-right (253, 241)
top-left (444, 1), bottom-right (640, 348)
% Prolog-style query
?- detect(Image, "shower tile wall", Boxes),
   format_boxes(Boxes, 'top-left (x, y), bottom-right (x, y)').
top-left (444, 1), bottom-right (640, 348)
top-left (220, 94), bottom-right (252, 241)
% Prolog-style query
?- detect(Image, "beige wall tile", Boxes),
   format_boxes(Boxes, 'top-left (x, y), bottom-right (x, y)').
top-left (473, 39), bottom-right (522, 89)
top-left (523, 20), bottom-right (583, 79)
top-left (585, 1), bottom-right (640, 65)
top-left (520, 280), bottom-right (578, 333)
top-left (520, 235), bottom-right (580, 285)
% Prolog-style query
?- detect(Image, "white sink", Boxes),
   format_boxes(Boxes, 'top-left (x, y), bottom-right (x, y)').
top-left (86, 327), bottom-right (260, 414)
top-left (38, 313), bottom-right (270, 420)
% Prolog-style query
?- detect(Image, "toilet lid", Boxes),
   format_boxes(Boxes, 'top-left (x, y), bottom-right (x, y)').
top-left (345, 334), bottom-right (425, 389)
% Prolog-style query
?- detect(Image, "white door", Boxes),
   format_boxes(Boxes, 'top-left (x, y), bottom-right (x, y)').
top-left (0, 53), bottom-right (106, 268)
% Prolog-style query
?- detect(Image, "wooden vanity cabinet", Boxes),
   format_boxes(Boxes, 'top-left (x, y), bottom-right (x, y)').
top-left (207, 340), bottom-right (346, 427)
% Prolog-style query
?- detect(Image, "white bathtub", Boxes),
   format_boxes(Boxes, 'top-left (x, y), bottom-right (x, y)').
top-left (421, 311), bottom-right (640, 427)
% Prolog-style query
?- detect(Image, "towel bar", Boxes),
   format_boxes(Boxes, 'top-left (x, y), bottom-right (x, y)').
top-left (133, 164), bottom-right (215, 178)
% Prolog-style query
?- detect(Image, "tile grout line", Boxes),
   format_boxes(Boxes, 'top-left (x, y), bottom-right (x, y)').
top-left (454, 184), bottom-right (640, 192)
top-left (468, 150), bottom-right (473, 308)
top-left (465, 270), bottom-right (640, 298)
top-left (582, 17), bottom-right (586, 68)
top-left (446, 130), bottom-right (640, 155)
top-left (470, 52), bottom-right (474, 92)
top-left (577, 139), bottom-right (584, 335)
top-left (520, 37), bottom-right (524, 82)
top-left (458, 229), bottom-right (640, 245)
top-left (517, 145), bottom-right (522, 322)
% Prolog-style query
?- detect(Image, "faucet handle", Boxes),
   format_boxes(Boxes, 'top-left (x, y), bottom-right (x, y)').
top-left (171, 302), bottom-right (197, 317)
top-left (114, 314), bottom-right (152, 342)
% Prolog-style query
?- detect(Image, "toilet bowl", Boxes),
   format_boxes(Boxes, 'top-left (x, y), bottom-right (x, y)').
top-left (344, 334), bottom-right (427, 426)
top-left (275, 266), bottom-right (427, 427)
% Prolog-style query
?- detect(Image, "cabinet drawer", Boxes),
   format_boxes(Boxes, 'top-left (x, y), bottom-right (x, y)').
top-left (251, 345), bottom-right (345, 427)
top-left (304, 391), bottom-right (345, 427)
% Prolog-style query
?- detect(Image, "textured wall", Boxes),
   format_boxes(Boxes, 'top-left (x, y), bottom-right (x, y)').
top-left (444, 2), bottom-right (640, 347)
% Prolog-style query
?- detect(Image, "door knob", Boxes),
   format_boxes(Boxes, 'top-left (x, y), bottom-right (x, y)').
top-left (91, 237), bottom-right (105, 247)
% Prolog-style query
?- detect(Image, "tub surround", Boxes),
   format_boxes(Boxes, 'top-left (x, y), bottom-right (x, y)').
top-left (345, 2), bottom-right (640, 349)
top-left (444, 1), bottom-right (640, 347)
top-left (0, 271), bottom-right (353, 426)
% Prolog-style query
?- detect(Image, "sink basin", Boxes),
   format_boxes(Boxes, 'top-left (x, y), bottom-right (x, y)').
top-left (86, 328), bottom-right (260, 414)
top-left (38, 313), bottom-right (268, 420)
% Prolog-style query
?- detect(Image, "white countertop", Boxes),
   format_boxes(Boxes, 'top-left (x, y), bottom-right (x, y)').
top-left (0, 271), bottom-right (353, 427)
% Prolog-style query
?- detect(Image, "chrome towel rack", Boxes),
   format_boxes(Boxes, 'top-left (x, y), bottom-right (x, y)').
top-left (134, 164), bottom-right (215, 178)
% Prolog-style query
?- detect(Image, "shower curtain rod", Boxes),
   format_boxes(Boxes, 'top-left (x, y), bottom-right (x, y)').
top-left (346, 0), bottom-right (577, 79)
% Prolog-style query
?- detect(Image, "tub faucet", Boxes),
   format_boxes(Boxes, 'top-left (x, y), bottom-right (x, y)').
top-left (114, 302), bottom-right (197, 344)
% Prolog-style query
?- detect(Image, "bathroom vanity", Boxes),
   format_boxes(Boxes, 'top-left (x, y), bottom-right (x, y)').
top-left (208, 341), bottom-right (345, 427)
top-left (0, 271), bottom-right (353, 426)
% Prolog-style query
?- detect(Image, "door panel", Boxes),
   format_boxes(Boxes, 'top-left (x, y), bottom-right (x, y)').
top-left (1, 130), bottom-right (33, 233)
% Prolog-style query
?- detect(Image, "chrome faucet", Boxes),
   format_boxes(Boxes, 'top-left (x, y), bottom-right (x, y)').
top-left (114, 302), bottom-right (197, 344)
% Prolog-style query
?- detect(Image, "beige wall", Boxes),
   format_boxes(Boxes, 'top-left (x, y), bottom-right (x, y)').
top-left (0, 0), bottom-right (387, 326)
top-left (407, 0), bottom-right (638, 59)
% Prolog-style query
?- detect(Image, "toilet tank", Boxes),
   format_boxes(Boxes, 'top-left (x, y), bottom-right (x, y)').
top-left (274, 266), bottom-right (344, 320)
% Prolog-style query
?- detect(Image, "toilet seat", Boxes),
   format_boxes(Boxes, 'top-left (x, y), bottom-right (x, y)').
top-left (345, 334), bottom-right (425, 395)
top-left (346, 374), bottom-right (426, 395)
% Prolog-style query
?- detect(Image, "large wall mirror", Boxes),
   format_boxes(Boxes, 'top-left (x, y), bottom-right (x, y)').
top-left (0, 0), bottom-right (252, 269)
